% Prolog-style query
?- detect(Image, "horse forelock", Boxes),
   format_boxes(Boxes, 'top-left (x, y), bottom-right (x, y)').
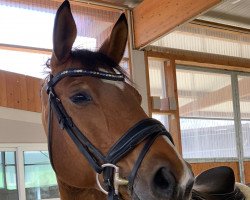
top-left (45, 48), bottom-right (131, 82)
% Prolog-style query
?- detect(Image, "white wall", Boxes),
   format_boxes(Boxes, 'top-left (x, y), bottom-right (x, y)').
top-left (131, 49), bottom-right (149, 115)
top-left (0, 106), bottom-right (47, 143)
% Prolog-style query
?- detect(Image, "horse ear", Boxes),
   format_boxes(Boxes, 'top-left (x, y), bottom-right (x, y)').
top-left (99, 13), bottom-right (128, 64)
top-left (53, 0), bottom-right (77, 64)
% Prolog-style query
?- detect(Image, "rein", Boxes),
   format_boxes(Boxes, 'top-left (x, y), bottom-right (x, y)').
top-left (46, 68), bottom-right (174, 200)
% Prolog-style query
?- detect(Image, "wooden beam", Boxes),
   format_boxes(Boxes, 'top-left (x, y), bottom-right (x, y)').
top-left (244, 161), bottom-right (250, 184)
top-left (191, 19), bottom-right (250, 36)
top-left (133, 0), bottom-right (222, 49)
top-left (146, 48), bottom-right (250, 72)
top-left (0, 43), bottom-right (51, 55)
top-left (164, 59), bottom-right (182, 154)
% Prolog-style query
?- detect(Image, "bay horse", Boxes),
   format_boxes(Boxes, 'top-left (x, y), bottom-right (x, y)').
top-left (41, 1), bottom-right (194, 199)
top-left (40, 1), bottom-right (250, 200)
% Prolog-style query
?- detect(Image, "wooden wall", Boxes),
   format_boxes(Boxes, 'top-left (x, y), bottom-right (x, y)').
top-left (0, 70), bottom-right (42, 112)
top-left (244, 161), bottom-right (250, 184)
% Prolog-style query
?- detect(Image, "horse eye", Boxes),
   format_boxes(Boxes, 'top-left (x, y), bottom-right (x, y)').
top-left (70, 92), bottom-right (92, 104)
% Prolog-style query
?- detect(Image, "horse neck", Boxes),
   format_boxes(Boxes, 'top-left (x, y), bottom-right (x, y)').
top-left (57, 178), bottom-right (106, 200)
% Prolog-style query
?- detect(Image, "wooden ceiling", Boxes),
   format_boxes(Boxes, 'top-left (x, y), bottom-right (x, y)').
top-left (77, 0), bottom-right (250, 49)
top-left (82, 0), bottom-right (143, 8)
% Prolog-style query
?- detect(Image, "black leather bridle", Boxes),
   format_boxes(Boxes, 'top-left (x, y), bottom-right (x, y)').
top-left (46, 68), bottom-right (174, 200)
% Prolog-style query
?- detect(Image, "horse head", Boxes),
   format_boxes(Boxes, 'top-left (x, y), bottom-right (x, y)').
top-left (41, 1), bottom-right (194, 199)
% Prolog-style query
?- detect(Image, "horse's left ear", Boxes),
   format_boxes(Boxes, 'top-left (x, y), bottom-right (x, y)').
top-left (99, 13), bottom-right (128, 64)
top-left (53, 0), bottom-right (77, 64)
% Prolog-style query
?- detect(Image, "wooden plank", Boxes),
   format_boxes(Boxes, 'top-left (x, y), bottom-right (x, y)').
top-left (133, 0), bottom-right (222, 49)
top-left (165, 59), bottom-right (182, 154)
top-left (0, 72), bottom-right (7, 107)
top-left (13, 74), bottom-right (21, 109)
top-left (244, 161), bottom-right (250, 184)
top-left (190, 162), bottom-right (240, 182)
top-left (146, 49), bottom-right (250, 72)
top-left (191, 19), bottom-right (250, 36)
top-left (20, 76), bottom-right (28, 110)
top-left (0, 43), bottom-right (51, 55)
top-left (5, 72), bottom-right (16, 109)
top-left (0, 70), bottom-right (42, 112)
top-left (59, 0), bottom-right (125, 11)
top-left (26, 76), bottom-right (42, 112)
top-left (151, 109), bottom-right (176, 115)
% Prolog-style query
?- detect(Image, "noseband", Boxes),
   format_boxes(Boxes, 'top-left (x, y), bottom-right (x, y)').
top-left (46, 68), bottom-right (174, 200)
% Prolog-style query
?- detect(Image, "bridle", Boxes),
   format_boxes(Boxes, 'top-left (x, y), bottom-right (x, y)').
top-left (46, 68), bottom-right (174, 200)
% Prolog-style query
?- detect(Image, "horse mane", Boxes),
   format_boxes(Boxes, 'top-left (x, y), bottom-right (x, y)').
top-left (45, 48), bottom-right (131, 82)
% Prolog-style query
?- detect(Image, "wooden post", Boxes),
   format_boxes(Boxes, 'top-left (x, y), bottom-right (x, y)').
top-left (164, 59), bottom-right (182, 154)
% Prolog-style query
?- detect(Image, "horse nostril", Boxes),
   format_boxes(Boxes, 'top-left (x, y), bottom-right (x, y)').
top-left (152, 167), bottom-right (176, 197)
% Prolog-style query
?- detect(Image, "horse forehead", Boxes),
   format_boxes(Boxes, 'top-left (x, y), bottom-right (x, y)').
top-left (63, 76), bottom-right (125, 93)
top-left (101, 79), bottom-right (125, 90)
top-left (97, 67), bottom-right (125, 90)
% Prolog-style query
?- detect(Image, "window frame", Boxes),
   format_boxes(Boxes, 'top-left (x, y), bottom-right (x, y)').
top-left (0, 143), bottom-right (60, 200)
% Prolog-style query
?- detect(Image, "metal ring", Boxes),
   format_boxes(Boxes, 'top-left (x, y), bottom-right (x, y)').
top-left (96, 163), bottom-right (119, 195)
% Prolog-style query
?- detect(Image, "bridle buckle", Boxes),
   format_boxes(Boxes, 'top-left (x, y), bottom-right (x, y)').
top-left (96, 163), bottom-right (129, 195)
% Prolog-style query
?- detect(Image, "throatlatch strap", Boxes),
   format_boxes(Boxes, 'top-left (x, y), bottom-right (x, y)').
top-left (47, 94), bottom-right (56, 172)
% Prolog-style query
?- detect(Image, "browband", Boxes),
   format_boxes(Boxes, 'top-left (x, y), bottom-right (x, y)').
top-left (46, 68), bottom-right (125, 92)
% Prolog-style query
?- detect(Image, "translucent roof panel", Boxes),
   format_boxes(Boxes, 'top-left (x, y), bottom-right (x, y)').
top-left (152, 23), bottom-right (250, 59)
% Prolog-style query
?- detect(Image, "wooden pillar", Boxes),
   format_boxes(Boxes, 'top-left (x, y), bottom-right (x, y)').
top-left (164, 59), bottom-right (182, 154)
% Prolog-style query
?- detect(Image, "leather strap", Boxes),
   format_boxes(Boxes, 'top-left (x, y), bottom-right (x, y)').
top-left (48, 91), bottom-right (105, 173)
top-left (48, 93), bottom-right (56, 172)
top-left (128, 134), bottom-right (161, 192)
top-left (46, 68), bottom-right (124, 92)
top-left (46, 68), bottom-right (174, 199)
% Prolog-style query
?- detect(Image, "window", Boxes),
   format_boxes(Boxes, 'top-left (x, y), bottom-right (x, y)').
top-left (152, 23), bottom-right (250, 59)
top-left (0, 151), bottom-right (18, 200)
top-left (148, 59), bottom-right (166, 98)
top-left (176, 67), bottom-right (237, 159)
top-left (180, 118), bottom-right (236, 158)
top-left (152, 114), bottom-right (169, 131)
top-left (24, 151), bottom-right (58, 200)
top-left (0, 145), bottom-right (59, 200)
top-left (148, 59), bottom-right (170, 131)
top-left (0, 0), bottom-right (130, 78)
top-left (238, 75), bottom-right (250, 158)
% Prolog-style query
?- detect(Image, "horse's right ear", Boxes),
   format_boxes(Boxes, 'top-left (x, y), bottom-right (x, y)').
top-left (98, 14), bottom-right (128, 64)
top-left (52, 0), bottom-right (76, 64)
